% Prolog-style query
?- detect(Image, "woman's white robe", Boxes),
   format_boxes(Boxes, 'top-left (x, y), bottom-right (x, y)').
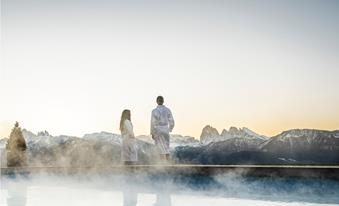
top-left (121, 120), bottom-right (138, 162)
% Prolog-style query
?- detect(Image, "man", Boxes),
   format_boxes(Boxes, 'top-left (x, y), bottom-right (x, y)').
top-left (151, 96), bottom-right (175, 162)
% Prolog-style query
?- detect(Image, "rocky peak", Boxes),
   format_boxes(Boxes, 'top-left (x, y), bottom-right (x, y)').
top-left (37, 130), bottom-right (51, 136)
top-left (200, 125), bottom-right (219, 142)
top-left (22, 129), bottom-right (37, 139)
top-left (221, 129), bottom-right (228, 136)
top-left (229, 126), bottom-right (239, 134)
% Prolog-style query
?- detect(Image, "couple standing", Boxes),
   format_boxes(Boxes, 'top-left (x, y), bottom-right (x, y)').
top-left (119, 96), bottom-right (175, 164)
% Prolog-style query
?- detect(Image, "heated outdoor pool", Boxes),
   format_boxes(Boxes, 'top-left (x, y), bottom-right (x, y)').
top-left (1, 168), bottom-right (339, 206)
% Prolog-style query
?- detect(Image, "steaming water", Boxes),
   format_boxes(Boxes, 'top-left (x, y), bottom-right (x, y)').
top-left (1, 172), bottom-right (339, 206)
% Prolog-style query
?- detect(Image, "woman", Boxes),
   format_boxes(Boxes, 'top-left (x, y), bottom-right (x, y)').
top-left (120, 109), bottom-right (138, 165)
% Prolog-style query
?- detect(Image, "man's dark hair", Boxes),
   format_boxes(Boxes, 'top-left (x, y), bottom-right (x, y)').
top-left (157, 96), bottom-right (164, 105)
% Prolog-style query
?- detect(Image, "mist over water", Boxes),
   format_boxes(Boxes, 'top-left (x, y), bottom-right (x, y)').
top-left (1, 172), bottom-right (339, 206)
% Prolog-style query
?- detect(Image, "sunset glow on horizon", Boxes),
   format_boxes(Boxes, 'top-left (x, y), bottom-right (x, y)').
top-left (1, 0), bottom-right (338, 139)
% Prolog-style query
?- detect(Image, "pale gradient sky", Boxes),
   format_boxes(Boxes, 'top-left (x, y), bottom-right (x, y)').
top-left (1, 0), bottom-right (339, 138)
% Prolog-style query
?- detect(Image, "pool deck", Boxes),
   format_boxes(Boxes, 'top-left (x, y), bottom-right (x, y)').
top-left (1, 165), bottom-right (339, 179)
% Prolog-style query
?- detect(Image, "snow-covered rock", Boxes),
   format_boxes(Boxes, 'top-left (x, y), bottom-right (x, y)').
top-left (0, 138), bottom-right (8, 167)
top-left (259, 129), bottom-right (339, 164)
top-left (0, 138), bottom-right (7, 148)
top-left (200, 125), bottom-right (220, 144)
top-left (22, 129), bottom-right (78, 150)
top-left (3, 126), bottom-right (338, 166)
top-left (83, 132), bottom-right (122, 145)
top-left (261, 129), bottom-right (339, 152)
top-left (200, 125), bottom-right (267, 144)
top-left (137, 134), bottom-right (199, 149)
top-left (170, 134), bottom-right (200, 148)
top-left (223, 127), bottom-right (267, 140)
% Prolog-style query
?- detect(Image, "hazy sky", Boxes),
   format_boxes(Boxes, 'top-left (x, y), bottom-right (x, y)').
top-left (1, 0), bottom-right (339, 138)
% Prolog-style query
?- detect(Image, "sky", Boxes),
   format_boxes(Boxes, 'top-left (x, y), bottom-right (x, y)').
top-left (1, 0), bottom-right (339, 138)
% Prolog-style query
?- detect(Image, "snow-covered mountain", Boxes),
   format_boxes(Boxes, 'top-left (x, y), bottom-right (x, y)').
top-left (169, 134), bottom-right (200, 148)
top-left (21, 130), bottom-right (198, 149)
top-left (11, 130), bottom-right (159, 167)
top-left (22, 129), bottom-right (80, 150)
top-left (200, 125), bottom-right (220, 143)
top-left (260, 129), bottom-right (339, 163)
top-left (175, 127), bottom-right (339, 164)
top-left (0, 138), bottom-right (8, 166)
top-left (0, 138), bottom-right (7, 148)
top-left (0, 129), bottom-right (199, 167)
top-left (200, 126), bottom-right (266, 156)
top-left (200, 125), bottom-right (267, 144)
top-left (176, 125), bottom-right (268, 164)
top-left (2, 126), bottom-right (339, 166)
top-left (137, 134), bottom-right (199, 149)
top-left (261, 129), bottom-right (339, 151)
top-left (224, 127), bottom-right (267, 140)
top-left (83, 131), bottom-right (122, 145)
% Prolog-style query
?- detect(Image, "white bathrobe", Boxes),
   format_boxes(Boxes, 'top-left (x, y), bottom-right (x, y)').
top-left (121, 120), bottom-right (138, 162)
top-left (151, 105), bottom-right (175, 154)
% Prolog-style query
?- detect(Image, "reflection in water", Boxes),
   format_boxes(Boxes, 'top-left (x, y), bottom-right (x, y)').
top-left (121, 185), bottom-right (172, 206)
top-left (121, 173), bottom-right (172, 206)
top-left (153, 176), bottom-right (172, 206)
top-left (154, 192), bottom-right (171, 206)
top-left (1, 173), bottom-right (339, 206)
top-left (7, 179), bottom-right (27, 206)
top-left (122, 172), bottom-right (138, 206)
top-left (122, 187), bottom-right (138, 206)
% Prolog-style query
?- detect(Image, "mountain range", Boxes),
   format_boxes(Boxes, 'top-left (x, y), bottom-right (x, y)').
top-left (175, 125), bottom-right (339, 165)
top-left (1, 125), bottom-right (338, 166)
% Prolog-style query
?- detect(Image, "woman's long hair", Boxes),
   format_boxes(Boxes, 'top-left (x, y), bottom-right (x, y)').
top-left (120, 110), bottom-right (131, 132)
